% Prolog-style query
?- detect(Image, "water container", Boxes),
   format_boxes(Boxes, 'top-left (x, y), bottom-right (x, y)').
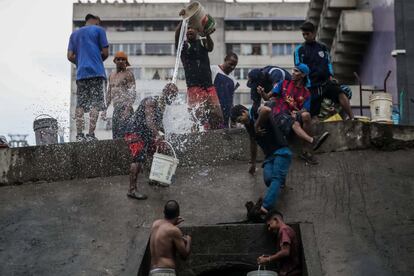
top-left (247, 265), bottom-right (278, 276)
top-left (149, 141), bottom-right (179, 186)
top-left (392, 106), bottom-right (400, 125)
top-left (33, 114), bottom-right (58, 145)
top-left (369, 92), bottom-right (393, 123)
top-left (181, 1), bottom-right (216, 36)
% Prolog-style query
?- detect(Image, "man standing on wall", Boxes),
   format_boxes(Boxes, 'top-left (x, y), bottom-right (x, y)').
top-left (102, 51), bottom-right (136, 139)
top-left (149, 200), bottom-right (191, 276)
top-left (175, 12), bottom-right (224, 130)
top-left (294, 21), bottom-right (354, 120)
top-left (67, 13), bottom-right (109, 141)
top-left (211, 52), bottom-right (239, 128)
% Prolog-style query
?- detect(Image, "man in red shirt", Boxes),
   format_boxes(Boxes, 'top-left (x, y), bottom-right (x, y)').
top-left (258, 64), bottom-right (329, 164)
top-left (257, 210), bottom-right (302, 276)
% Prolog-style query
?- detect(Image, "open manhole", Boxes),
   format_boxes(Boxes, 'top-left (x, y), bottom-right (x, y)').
top-left (138, 223), bottom-right (313, 276)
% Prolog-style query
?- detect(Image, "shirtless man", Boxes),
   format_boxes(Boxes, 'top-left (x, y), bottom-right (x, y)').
top-left (149, 200), bottom-right (191, 276)
top-left (102, 51), bottom-right (136, 139)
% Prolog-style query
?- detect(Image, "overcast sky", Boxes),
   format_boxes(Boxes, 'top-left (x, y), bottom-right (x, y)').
top-left (0, 0), bottom-right (74, 145)
top-left (0, 0), bottom-right (309, 145)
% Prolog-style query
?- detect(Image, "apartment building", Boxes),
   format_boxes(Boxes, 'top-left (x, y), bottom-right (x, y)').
top-left (70, 0), bottom-right (308, 140)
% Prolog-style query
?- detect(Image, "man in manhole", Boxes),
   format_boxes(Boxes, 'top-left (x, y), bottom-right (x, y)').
top-left (149, 200), bottom-right (192, 276)
top-left (257, 210), bottom-right (302, 276)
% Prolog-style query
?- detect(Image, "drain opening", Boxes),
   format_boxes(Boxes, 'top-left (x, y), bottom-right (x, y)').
top-left (138, 223), bottom-right (309, 276)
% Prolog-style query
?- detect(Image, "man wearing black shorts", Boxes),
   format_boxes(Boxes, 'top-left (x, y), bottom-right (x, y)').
top-left (294, 21), bottom-right (354, 120)
top-left (67, 14), bottom-right (109, 141)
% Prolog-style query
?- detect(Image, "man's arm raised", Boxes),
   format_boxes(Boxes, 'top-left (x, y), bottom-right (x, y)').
top-left (172, 228), bottom-right (191, 260)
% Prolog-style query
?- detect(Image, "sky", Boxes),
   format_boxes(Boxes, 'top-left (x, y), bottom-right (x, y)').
top-left (0, 0), bottom-right (74, 145)
top-left (0, 0), bottom-right (309, 145)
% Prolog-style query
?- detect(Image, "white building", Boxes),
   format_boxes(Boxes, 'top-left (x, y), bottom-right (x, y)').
top-left (70, 0), bottom-right (308, 141)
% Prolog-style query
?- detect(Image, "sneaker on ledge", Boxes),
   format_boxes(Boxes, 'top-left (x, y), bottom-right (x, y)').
top-left (85, 133), bottom-right (98, 142)
top-left (76, 133), bottom-right (86, 142)
top-left (312, 131), bottom-right (330, 151)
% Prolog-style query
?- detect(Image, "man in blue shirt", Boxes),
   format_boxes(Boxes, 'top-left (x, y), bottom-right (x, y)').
top-left (294, 21), bottom-right (354, 120)
top-left (211, 52), bottom-right (240, 128)
top-left (67, 14), bottom-right (109, 141)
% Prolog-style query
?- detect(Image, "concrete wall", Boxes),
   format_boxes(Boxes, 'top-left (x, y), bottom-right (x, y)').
top-left (2, 122), bottom-right (414, 185)
top-left (358, 0), bottom-right (398, 105)
top-left (1, 149), bottom-right (413, 276)
top-left (395, 0), bottom-right (414, 124)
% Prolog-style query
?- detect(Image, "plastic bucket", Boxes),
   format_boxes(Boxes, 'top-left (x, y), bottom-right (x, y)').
top-left (149, 141), bottom-right (179, 185)
top-left (247, 266), bottom-right (278, 276)
top-left (33, 114), bottom-right (58, 145)
top-left (181, 1), bottom-right (216, 36)
top-left (369, 92), bottom-right (393, 123)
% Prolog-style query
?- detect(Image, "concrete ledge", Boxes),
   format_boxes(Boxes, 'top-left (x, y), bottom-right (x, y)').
top-left (1, 122), bottom-right (414, 185)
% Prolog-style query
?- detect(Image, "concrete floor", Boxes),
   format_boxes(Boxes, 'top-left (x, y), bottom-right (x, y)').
top-left (0, 149), bottom-right (413, 276)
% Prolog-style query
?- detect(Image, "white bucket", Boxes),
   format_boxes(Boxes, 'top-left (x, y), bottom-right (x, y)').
top-left (149, 141), bottom-right (179, 186)
top-left (247, 265), bottom-right (278, 276)
top-left (369, 92), bottom-right (393, 123)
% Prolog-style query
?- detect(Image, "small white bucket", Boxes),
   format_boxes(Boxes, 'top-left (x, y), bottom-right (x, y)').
top-left (369, 92), bottom-right (393, 123)
top-left (149, 141), bottom-right (179, 186)
top-left (247, 265), bottom-right (278, 276)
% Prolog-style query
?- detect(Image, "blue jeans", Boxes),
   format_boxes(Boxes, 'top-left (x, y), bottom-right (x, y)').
top-left (262, 147), bottom-right (292, 211)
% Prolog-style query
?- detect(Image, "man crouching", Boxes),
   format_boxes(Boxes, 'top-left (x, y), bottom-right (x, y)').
top-left (150, 200), bottom-right (191, 276)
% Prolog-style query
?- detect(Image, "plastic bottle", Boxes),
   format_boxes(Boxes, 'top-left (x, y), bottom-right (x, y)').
top-left (392, 106), bottom-right (400, 125)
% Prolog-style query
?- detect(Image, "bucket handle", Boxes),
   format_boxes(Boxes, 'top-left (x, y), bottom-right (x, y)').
top-left (34, 114), bottom-right (55, 120)
top-left (156, 140), bottom-right (177, 160)
top-left (257, 265), bottom-right (266, 275)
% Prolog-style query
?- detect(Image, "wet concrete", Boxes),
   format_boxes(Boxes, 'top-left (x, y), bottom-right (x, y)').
top-left (0, 149), bottom-right (413, 276)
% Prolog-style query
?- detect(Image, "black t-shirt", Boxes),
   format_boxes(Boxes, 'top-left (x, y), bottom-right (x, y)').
top-left (126, 96), bottom-right (163, 141)
top-left (181, 40), bottom-right (212, 88)
top-left (246, 108), bottom-right (288, 158)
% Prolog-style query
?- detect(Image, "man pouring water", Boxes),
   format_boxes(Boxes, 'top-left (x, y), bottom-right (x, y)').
top-left (175, 3), bottom-right (224, 130)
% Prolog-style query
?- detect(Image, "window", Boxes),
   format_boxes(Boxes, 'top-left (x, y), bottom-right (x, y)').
top-left (272, 20), bottom-right (304, 31)
top-left (225, 20), bottom-right (270, 31)
top-left (143, 68), bottom-right (175, 80)
top-left (87, 20), bottom-right (180, 32)
top-left (224, 20), bottom-right (303, 31)
top-left (109, 43), bottom-right (142, 56)
top-left (233, 68), bottom-right (254, 80)
top-left (272, 43), bottom-right (300, 56)
top-left (145, 44), bottom-right (174, 56)
top-left (227, 43), bottom-right (268, 56)
top-left (131, 68), bottom-right (141, 80)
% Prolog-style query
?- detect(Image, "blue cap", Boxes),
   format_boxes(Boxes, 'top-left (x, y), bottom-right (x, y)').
top-left (295, 63), bottom-right (310, 76)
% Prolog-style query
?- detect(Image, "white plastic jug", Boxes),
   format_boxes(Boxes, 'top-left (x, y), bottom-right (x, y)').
top-left (369, 92), bottom-right (393, 123)
top-left (149, 141), bottom-right (179, 186)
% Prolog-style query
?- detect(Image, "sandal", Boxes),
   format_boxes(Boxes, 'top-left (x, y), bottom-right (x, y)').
top-left (127, 191), bottom-right (148, 200)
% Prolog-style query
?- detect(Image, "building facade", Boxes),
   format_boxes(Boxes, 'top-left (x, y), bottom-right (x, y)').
top-left (70, 0), bottom-right (308, 140)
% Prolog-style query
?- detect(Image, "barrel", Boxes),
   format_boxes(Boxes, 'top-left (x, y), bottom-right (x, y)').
top-left (369, 92), bottom-right (393, 123)
top-left (33, 114), bottom-right (58, 145)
